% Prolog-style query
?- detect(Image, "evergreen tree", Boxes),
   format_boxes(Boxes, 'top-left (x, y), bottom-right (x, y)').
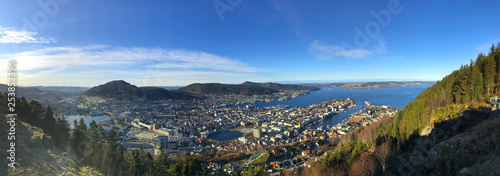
top-left (473, 67), bottom-right (485, 101)
top-left (98, 125), bottom-right (106, 141)
top-left (153, 153), bottom-right (171, 175)
top-left (72, 118), bottom-right (88, 157)
top-left (78, 118), bottom-right (88, 131)
top-left (169, 162), bottom-right (183, 176)
top-left (484, 54), bottom-right (496, 95)
top-left (54, 115), bottom-right (71, 149)
top-left (42, 106), bottom-right (56, 135)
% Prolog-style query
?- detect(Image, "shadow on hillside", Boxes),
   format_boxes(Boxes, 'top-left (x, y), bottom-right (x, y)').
top-left (385, 107), bottom-right (496, 175)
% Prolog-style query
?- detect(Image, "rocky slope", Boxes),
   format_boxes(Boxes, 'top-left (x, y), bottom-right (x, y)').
top-left (385, 108), bottom-right (500, 175)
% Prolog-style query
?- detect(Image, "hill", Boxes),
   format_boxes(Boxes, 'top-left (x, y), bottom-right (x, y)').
top-left (142, 86), bottom-right (198, 100)
top-left (82, 80), bottom-right (195, 101)
top-left (0, 84), bottom-right (43, 97)
top-left (178, 83), bottom-right (278, 95)
top-left (178, 82), bottom-right (319, 95)
top-left (36, 86), bottom-right (89, 94)
top-left (241, 81), bottom-right (320, 91)
top-left (0, 84), bottom-right (88, 96)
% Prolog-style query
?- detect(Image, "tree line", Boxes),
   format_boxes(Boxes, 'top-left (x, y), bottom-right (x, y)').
top-left (0, 94), bottom-right (71, 149)
top-left (313, 43), bottom-right (500, 175)
top-left (1, 93), bottom-right (207, 175)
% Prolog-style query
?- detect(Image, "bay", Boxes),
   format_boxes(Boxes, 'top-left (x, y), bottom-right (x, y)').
top-left (253, 85), bottom-right (430, 128)
top-left (209, 85), bottom-right (429, 141)
top-left (66, 115), bottom-right (111, 129)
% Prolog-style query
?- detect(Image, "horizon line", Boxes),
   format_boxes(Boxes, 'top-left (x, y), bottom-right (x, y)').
top-left (2, 79), bottom-right (437, 88)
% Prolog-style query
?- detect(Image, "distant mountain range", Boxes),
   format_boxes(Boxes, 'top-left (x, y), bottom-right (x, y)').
top-left (1, 80), bottom-right (319, 101)
top-left (2, 81), bottom-right (428, 101)
top-left (178, 81), bottom-right (319, 96)
top-left (0, 84), bottom-right (86, 100)
top-left (82, 80), bottom-right (196, 101)
top-left (36, 86), bottom-right (89, 94)
top-left (319, 81), bottom-right (435, 89)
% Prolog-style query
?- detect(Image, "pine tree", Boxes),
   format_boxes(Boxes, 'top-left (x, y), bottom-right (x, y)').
top-left (42, 106), bottom-right (56, 137)
top-left (78, 118), bottom-right (88, 131)
top-left (98, 125), bottom-right (106, 140)
top-left (470, 60), bottom-right (476, 93)
top-left (54, 115), bottom-right (70, 149)
top-left (72, 118), bottom-right (88, 157)
top-left (472, 65), bottom-right (485, 101)
top-left (89, 120), bottom-right (98, 140)
top-left (484, 50), bottom-right (496, 95)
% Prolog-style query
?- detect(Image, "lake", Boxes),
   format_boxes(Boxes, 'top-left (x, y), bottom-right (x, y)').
top-left (208, 131), bottom-right (244, 141)
top-left (66, 115), bottom-right (111, 129)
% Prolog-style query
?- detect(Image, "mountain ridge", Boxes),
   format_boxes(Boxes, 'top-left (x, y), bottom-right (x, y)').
top-left (241, 81), bottom-right (320, 91)
top-left (178, 81), bottom-right (319, 95)
top-left (82, 80), bottom-right (196, 101)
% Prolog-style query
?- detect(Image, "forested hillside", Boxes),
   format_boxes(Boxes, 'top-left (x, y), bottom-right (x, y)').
top-left (178, 83), bottom-right (278, 95)
top-left (305, 43), bottom-right (500, 176)
top-left (0, 92), bottom-right (204, 175)
top-left (83, 80), bottom-right (196, 101)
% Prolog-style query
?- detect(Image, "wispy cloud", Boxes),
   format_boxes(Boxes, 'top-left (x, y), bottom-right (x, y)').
top-left (0, 26), bottom-right (56, 44)
top-left (0, 46), bottom-right (266, 86)
top-left (269, 0), bottom-right (306, 40)
top-left (150, 50), bottom-right (262, 72)
top-left (478, 39), bottom-right (500, 54)
top-left (308, 39), bottom-right (388, 60)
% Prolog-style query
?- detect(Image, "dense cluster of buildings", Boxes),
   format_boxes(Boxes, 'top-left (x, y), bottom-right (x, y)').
top-left (53, 90), bottom-right (397, 174)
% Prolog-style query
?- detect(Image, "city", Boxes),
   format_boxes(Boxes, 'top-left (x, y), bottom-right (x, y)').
top-left (1, 1), bottom-right (500, 175)
top-left (38, 83), bottom-right (397, 175)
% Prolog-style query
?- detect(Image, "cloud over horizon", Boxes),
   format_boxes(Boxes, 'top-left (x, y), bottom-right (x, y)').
top-left (0, 45), bottom-right (267, 86)
top-left (308, 39), bottom-right (388, 60)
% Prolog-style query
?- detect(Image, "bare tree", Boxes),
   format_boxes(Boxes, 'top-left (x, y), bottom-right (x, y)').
top-left (374, 141), bottom-right (392, 172)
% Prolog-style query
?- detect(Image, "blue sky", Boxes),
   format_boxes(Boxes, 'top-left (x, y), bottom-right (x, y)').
top-left (0, 0), bottom-right (499, 87)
